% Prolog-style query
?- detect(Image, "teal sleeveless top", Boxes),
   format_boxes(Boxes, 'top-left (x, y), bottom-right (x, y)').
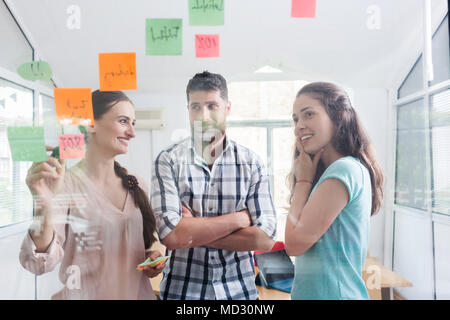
top-left (291, 156), bottom-right (372, 300)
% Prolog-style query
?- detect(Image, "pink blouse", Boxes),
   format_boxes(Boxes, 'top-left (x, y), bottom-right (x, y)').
top-left (19, 165), bottom-right (157, 300)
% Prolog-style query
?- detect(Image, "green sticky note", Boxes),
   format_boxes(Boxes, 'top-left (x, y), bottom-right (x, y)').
top-left (146, 19), bottom-right (182, 56)
top-left (189, 0), bottom-right (224, 26)
top-left (137, 255), bottom-right (170, 270)
top-left (17, 61), bottom-right (53, 82)
top-left (7, 126), bottom-right (47, 162)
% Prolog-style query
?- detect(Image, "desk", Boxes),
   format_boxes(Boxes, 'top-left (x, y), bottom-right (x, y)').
top-left (256, 256), bottom-right (413, 300)
top-left (257, 285), bottom-right (290, 300)
top-left (149, 242), bottom-right (411, 300)
top-left (362, 256), bottom-right (413, 300)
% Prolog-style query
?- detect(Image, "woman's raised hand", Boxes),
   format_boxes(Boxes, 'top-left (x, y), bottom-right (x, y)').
top-left (26, 146), bottom-right (66, 208)
top-left (294, 140), bottom-right (323, 183)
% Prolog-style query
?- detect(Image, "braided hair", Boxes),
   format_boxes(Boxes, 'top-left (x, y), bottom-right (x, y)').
top-left (114, 161), bottom-right (157, 248)
top-left (91, 90), bottom-right (157, 249)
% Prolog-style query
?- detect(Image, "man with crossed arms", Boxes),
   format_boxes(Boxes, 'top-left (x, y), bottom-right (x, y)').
top-left (151, 71), bottom-right (277, 300)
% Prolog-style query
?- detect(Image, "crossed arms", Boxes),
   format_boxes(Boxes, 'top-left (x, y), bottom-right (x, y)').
top-left (151, 152), bottom-right (276, 252)
top-left (162, 206), bottom-right (274, 252)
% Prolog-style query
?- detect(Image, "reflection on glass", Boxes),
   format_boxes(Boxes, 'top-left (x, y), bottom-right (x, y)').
top-left (431, 15), bottom-right (449, 86)
top-left (397, 55), bottom-right (424, 99)
top-left (431, 89), bottom-right (450, 215)
top-left (395, 98), bottom-right (430, 210)
top-left (39, 94), bottom-right (60, 147)
top-left (0, 78), bottom-right (33, 227)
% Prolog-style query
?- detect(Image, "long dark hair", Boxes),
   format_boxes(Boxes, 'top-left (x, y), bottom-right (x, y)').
top-left (91, 90), bottom-right (157, 248)
top-left (287, 82), bottom-right (384, 216)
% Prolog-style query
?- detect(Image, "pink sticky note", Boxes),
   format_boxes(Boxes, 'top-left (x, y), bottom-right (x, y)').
top-left (291, 0), bottom-right (316, 18)
top-left (59, 134), bottom-right (85, 159)
top-left (195, 34), bottom-right (220, 58)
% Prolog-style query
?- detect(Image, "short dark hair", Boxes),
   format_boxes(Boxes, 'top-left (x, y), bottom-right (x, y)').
top-left (186, 71), bottom-right (228, 103)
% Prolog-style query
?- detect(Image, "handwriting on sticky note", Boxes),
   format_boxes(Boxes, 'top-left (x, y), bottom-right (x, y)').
top-left (189, 0), bottom-right (224, 26)
top-left (99, 52), bottom-right (137, 91)
top-left (7, 126), bottom-right (47, 162)
top-left (291, 0), bottom-right (316, 18)
top-left (17, 61), bottom-right (53, 82)
top-left (59, 134), bottom-right (85, 159)
top-left (195, 34), bottom-right (220, 58)
top-left (54, 88), bottom-right (94, 125)
top-left (146, 19), bottom-right (182, 56)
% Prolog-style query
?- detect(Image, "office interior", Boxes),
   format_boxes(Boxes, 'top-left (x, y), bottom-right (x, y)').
top-left (0, 0), bottom-right (449, 300)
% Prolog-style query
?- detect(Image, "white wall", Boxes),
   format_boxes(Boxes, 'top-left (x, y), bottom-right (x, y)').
top-left (352, 87), bottom-right (390, 263)
top-left (434, 219), bottom-right (450, 299)
top-left (394, 210), bottom-right (435, 300)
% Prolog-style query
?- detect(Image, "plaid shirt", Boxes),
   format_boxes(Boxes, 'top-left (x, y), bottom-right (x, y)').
top-left (151, 137), bottom-right (277, 300)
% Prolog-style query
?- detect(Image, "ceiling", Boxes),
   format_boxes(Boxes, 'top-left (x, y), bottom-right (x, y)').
top-left (6, 0), bottom-right (447, 94)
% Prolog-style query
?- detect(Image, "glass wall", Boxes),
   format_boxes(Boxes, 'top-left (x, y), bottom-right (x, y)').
top-left (393, 12), bottom-right (450, 299)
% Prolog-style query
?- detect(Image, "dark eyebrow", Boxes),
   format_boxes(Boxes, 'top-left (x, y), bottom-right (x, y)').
top-left (300, 106), bottom-right (313, 113)
top-left (117, 115), bottom-right (136, 122)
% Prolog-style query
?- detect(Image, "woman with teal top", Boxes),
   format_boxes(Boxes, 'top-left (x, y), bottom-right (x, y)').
top-left (285, 82), bottom-right (384, 300)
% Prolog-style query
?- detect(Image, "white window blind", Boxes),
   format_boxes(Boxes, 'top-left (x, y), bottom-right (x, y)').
top-left (431, 89), bottom-right (450, 215)
top-left (0, 78), bottom-right (34, 228)
top-left (395, 98), bottom-right (430, 211)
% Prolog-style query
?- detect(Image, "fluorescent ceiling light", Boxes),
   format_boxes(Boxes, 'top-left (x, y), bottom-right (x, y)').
top-left (254, 65), bottom-right (283, 73)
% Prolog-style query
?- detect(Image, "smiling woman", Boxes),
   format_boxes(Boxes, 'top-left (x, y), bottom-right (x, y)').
top-left (285, 82), bottom-right (384, 300)
top-left (18, 90), bottom-right (165, 299)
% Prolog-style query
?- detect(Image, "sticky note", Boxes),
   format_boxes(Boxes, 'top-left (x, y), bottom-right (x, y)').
top-left (99, 52), bottom-right (137, 91)
top-left (7, 126), bottom-right (47, 162)
top-left (54, 88), bottom-right (94, 125)
top-left (189, 0), bottom-right (224, 26)
top-left (59, 134), bottom-right (85, 159)
top-left (17, 61), bottom-right (53, 82)
top-left (137, 255), bottom-right (170, 271)
top-left (146, 19), bottom-right (182, 56)
top-left (291, 0), bottom-right (316, 18)
top-left (195, 34), bottom-right (220, 58)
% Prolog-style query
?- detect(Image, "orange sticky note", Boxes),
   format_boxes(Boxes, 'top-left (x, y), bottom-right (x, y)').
top-left (291, 0), bottom-right (316, 18)
top-left (54, 88), bottom-right (94, 125)
top-left (59, 134), bottom-right (85, 159)
top-left (195, 34), bottom-right (220, 58)
top-left (99, 52), bottom-right (137, 91)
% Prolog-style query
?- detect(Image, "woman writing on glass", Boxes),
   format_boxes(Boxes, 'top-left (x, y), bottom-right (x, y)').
top-left (20, 90), bottom-right (164, 299)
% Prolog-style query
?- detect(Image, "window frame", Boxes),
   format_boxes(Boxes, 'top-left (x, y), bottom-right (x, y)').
top-left (227, 119), bottom-right (293, 207)
top-left (0, 67), bottom-right (54, 234)
top-left (387, 11), bottom-right (450, 300)
top-left (0, 0), bottom-right (55, 235)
